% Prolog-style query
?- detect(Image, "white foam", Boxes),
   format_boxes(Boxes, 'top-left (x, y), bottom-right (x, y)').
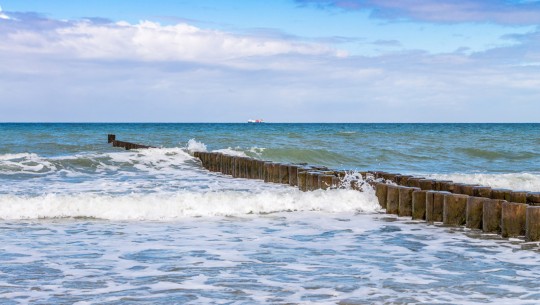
top-left (0, 189), bottom-right (380, 220)
top-left (186, 138), bottom-right (207, 153)
top-left (425, 173), bottom-right (540, 192)
top-left (213, 147), bottom-right (249, 157)
top-left (0, 152), bottom-right (57, 174)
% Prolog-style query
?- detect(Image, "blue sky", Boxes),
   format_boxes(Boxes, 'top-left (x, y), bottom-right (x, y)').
top-left (1, 0), bottom-right (540, 122)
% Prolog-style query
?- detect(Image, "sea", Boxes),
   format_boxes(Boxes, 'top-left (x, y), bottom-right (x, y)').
top-left (1, 123), bottom-right (540, 304)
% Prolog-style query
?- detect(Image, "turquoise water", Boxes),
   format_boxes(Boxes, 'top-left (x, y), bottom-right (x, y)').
top-left (2, 123), bottom-right (539, 172)
top-left (1, 123), bottom-right (540, 304)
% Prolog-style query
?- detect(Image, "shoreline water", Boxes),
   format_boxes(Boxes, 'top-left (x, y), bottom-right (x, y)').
top-left (1, 123), bottom-right (540, 303)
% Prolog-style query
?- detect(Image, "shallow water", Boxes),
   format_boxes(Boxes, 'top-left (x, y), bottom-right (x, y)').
top-left (1, 123), bottom-right (540, 304)
top-left (1, 214), bottom-right (540, 304)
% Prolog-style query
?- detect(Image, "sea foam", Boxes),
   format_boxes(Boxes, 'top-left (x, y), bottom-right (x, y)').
top-left (425, 173), bottom-right (540, 192)
top-left (0, 189), bottom-right (380, 220)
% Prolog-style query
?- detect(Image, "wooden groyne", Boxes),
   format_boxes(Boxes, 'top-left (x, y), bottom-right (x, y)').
top-left (192, 151), bottom-right (540, 242)
top-left (105, 134), bottom-right (540, 242)
top-left (107, 134), bottom-right (154, 150)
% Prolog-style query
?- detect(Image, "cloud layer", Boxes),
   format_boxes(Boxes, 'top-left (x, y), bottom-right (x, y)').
top-left (0, 9), bottom-right (539, 122)
top-left (297, 0), bottom-right (540, 24)
top-left (0, 13), bottom-right (342, 66)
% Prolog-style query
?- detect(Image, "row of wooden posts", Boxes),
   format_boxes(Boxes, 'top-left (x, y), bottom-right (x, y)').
top-left (108, 134), bottom-right (154, 150)
top-left (192, 151), bottom-right (363, 191)
top-left (192, 151), bottom-right (540, 242)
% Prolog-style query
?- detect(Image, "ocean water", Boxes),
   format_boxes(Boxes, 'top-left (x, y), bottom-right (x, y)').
top-left (1, 123), bottom-right (540, 304)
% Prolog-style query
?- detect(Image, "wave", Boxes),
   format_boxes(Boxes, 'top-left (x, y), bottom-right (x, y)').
top-left (255, 148), bottom-right (359, 166)
top-left (424, 173), bottom-right (540, 192)
top-left (0, 147), bottom-right (197, 176)
top-left (457, 148), bottom-right (538, 161)
top-left (0, 189), bottom-right (379, 220)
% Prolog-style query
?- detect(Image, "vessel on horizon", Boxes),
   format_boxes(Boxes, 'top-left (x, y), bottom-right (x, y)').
top-left (247, 119), bottom-right (265, 123)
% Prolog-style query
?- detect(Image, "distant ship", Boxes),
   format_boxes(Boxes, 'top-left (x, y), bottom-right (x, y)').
top-left (247, 119), bottom-right (265, 123)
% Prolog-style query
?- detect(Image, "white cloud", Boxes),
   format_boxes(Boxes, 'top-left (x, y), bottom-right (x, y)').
top-left (1, 19), bottom-right (343, 65)
top-left (1, 14), bottom-right (540, 122)
top-left (0, 5), bottom-right (10, 20)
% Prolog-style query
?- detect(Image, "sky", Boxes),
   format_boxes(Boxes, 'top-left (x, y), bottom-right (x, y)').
top-left (1, 0), bottom-right (540, 122)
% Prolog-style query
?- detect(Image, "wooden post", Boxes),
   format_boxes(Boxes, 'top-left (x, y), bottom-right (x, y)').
top-left (263, 162), bottom-right (273, 182)
top-left (319, 175), bottom-right (334, 190)
top-left (436, 181), bottom-right (453, 192)
top-left (483, 199), bottom-right (505, 233)
top-left (439, 182), bottom-right (456, 193)
top-left (382, 173), bottom-right (398, 181)
top-left (375, 183), bottom-right (388, 209)
top-left (399, 187), bottom-right (420, 217)
top-left (311, 172), bottom-right (322, 190)
top-left (426, 191), bottom-right (449, 223)
top-left (527, 192), bottom-right (540, 206)
top-left (466, 197), bottom-right (488, 230)
top-left (473, 186), bottom-right (492, 198)
top-left (386, 185), bottom-right (400, 215)
top-left (395, 175), bottom-right (413, 186)
top-left (288, 165), bottom-right (299, 186)
top-left (419, 179), bottom-right (435, 191)
top-left (451, 183), bottom-right (465, 194)
top-left (332, 176), bottom-right (341, 189)
top-left (271, 163), bottom-right (281, 183)
top-left (526, 206), bottom-right (540, 241)
top-left (510, 191), bottom-right (528, 204)
top-left (279, 164), bottom-right (289, 184)
top-left (491, 189), bottom-right (512, 201)
top-left (406, 178), bottom-right (423, 188)
top-left (460, 185), bottom-right (477, 196)
top-left (412, 190), bottom-right (428, 220)
top-left (501, 202), bottom-right (527, 238)
top-left (297, 171), bottom-right (308, 192)
top-left (443, 193), bottom-right (469, 226)
top-left (254, 160), bottom-right (263, 179)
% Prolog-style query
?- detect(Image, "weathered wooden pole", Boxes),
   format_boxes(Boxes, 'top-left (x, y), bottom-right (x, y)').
top-left (297, 171), bottom-right (308, 192)
top-left (319, 175), bottom-right (334, 190)
top-left (436, 181), bottom-right (453, 192)
top-left (306, 172), bottom-right (321, 191)
top-left (406, 178), bottom-right (423, 188)
top-left (419, 179), bottom-right (435, 191)
top-left (399, 187), bottom-right (420, 217)
top-left (255, 160), bottom-right (264, 179)
top-left (443, 193), bottom-right (469, 226)
top-left (395, 175), bottom-right (413, 186)
top-left (483, 199), bottom-right (505, 233)
top-left (510, 191), bottom-right (528, 204)
top-left (271, 163), bottom-right (281, 183)
top-left (279, 164), bottom-right (289, 184)
top-left (473, 186), bottom-right (492, 198)
top-left (491, 189), bottom-right (512, 201)
top-left (311, 172), bottom-right (322, 190)
top-left (386, 185), bottom-right (400, 215)
top-left (375, 183), bottom-right (388, 209)
top-left (459, 185), bottom-right (477, 196)
top-left (466, 197), bottom-right (488, 230)
top-left (263, 162), bottom-right (273, 182)
top-left (412, 190), bottom-right (428, 220)
top-left (332, 176), bottom-right (341, 189)
top-left (451, 183), bottom-right (465, 194)
top-left (426, 191), bottom-right (449, 223)
top-left (501, 202), bottom-right (527, 238)
top-left (526, 206), bottom-right (540, 241)
top-left (527, 192), bottom-right (540, 206)
top-left (288, 165), bottom-right (299, 186)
